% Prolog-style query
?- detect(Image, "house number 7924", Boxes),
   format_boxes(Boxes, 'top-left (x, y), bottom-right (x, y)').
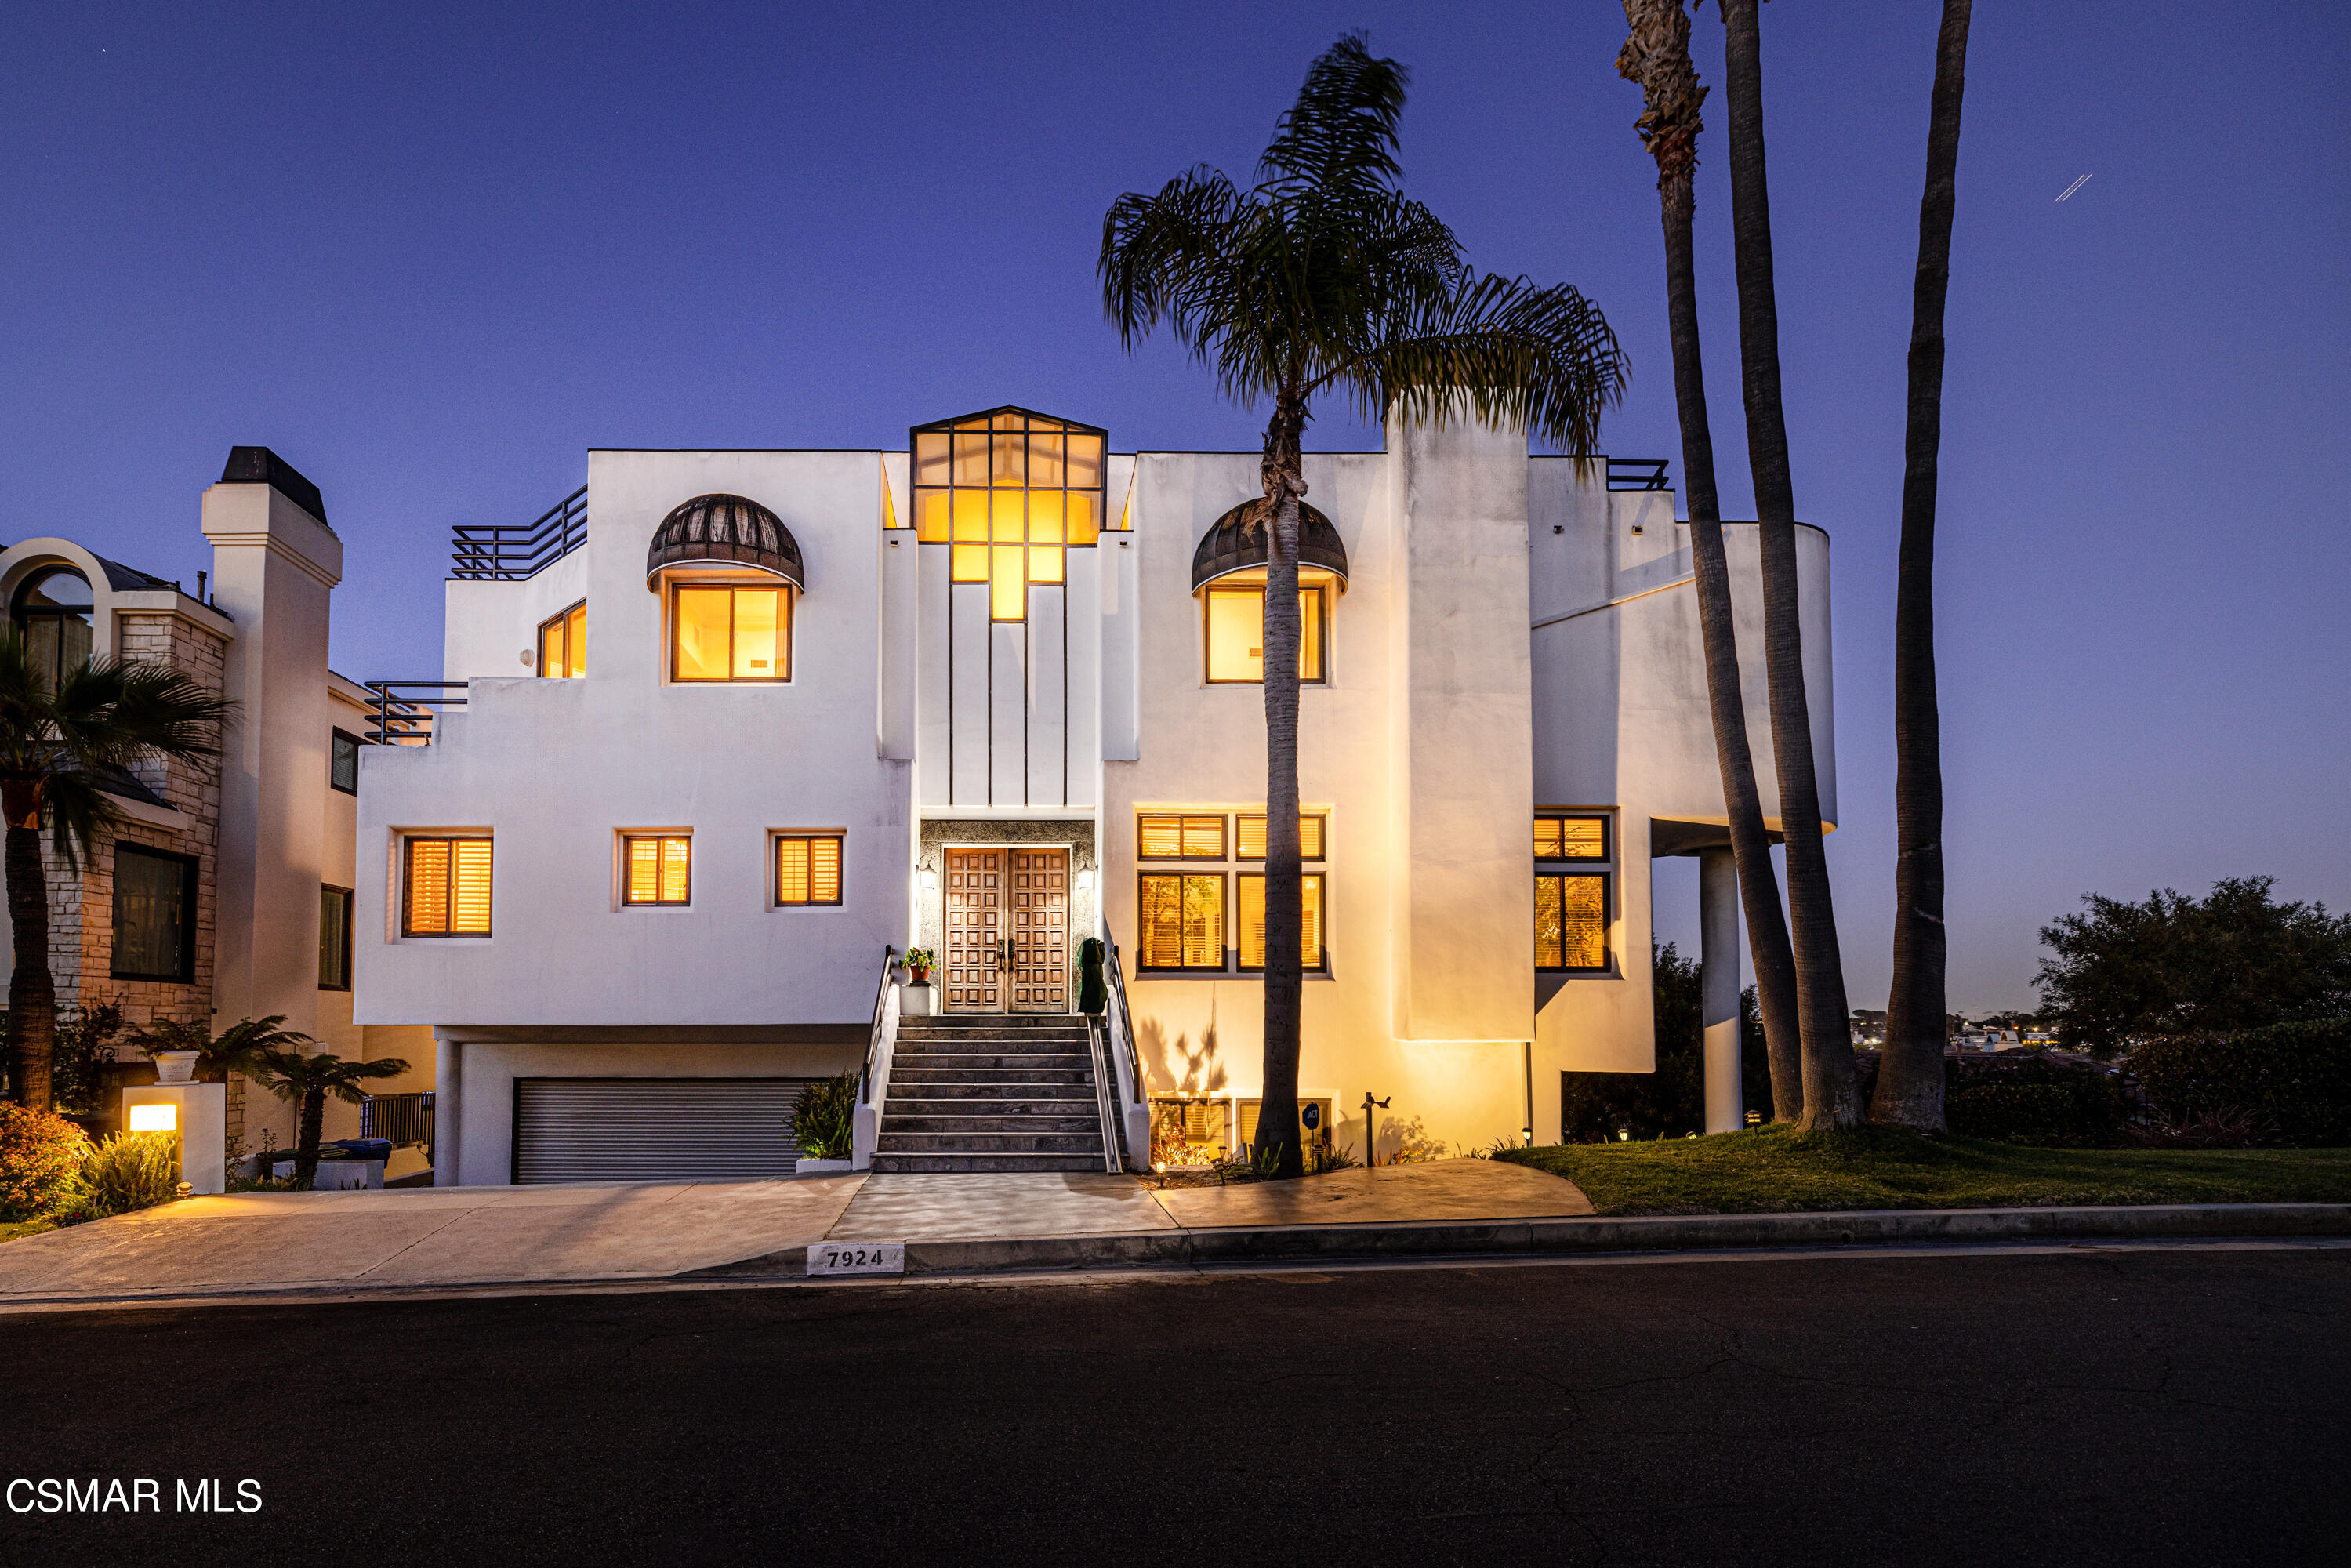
top-left (806, 1242), bottom-right (906, 1276)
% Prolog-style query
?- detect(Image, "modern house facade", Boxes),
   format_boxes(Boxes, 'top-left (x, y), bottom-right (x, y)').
top-left (354, 404), bottom-right (1834, 1185)
top-left (2, 449), bottom-right (433, 1171)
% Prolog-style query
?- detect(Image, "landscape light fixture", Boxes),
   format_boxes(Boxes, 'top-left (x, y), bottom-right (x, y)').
top-left (128, 1103), bottom-right (178, 1133)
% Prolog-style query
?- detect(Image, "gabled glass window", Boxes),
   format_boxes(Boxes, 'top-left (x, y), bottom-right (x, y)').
top-left (911, 408), bottom-right (1107, 622)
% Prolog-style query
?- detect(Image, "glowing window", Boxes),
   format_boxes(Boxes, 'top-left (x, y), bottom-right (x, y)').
top-left (1203, 576), bottom-right (1328, 684)
top-left (1236, 813), bottom-right (1325, 861)
top-left (1536, 873), bottom-right (1609, 971)
top-left (623, 835), bottom-right (691, 906)
top-left (1138, 814), bottom-right (1225, 860)
top-left (911, 408), bottom-right (1106, 622)
top-left (672, 584), bottom-right (789, 682)
top-left (404, 837), bottom-right (492, 937)
top-left (1237, 873), bottom-right (1326, 971)
top-left (1138, 873), bottom-right (1224, 970)
top-left (538, 601), bottom-right (586, 678)
top-left (1535, 814), bottom-right (1607, 860)
top-left (775, 835), bottom-right (844, 906)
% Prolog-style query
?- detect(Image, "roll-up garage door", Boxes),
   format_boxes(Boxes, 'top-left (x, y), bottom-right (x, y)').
top-left (513, 1078), bottom-right (817, 1184)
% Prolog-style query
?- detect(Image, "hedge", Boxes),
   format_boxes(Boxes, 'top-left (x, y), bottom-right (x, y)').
top-left (2129, 1017), bottom-right (2351, 1145)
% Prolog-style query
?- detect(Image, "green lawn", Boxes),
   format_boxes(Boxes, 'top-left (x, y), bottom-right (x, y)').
top-left (1496, 1127), bottom-right (2351, 1216)
top-left (1, 1218), bottom-right (58, 1244)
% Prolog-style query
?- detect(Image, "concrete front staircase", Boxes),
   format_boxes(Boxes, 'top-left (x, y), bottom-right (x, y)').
top-left (874, 1015), bottom-right (1112, 1174)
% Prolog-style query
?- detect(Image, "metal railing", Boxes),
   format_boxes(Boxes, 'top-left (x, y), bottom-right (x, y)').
top-left (359, 1091), bottom-right (434, 1151)
top-left (1605, 457), bottom-right (1671, 492)
top-left (451, 485), bottom-right (588, 581)
top-left (364, 681), bottom-right (465, 745)
top-left (853, 945), bottom-right (900, 1170)
top-left (1100, 938), bottom-right (1147, 1171)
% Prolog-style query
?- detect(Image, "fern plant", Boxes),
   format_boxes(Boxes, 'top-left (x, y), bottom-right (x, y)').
top-left (793, 1072), bottom-right (858, 1161)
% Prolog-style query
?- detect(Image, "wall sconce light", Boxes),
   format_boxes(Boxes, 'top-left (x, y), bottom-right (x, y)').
top-left (129, 1103), bottom-right (178, 1133)
top-left (920, 868), bottom-right (939, 892)
top-left (1076, 869), bottom-right (1095, 895)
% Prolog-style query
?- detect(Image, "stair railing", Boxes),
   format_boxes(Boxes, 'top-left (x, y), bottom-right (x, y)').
top-left (852, 944), bottom-right (899, 1171)
top-left (1098, 938), bottom-right (1150, 1171)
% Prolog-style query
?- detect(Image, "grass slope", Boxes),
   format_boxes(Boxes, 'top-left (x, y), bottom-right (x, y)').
top-left (1496, 1127), bottom-right (2351, 1216)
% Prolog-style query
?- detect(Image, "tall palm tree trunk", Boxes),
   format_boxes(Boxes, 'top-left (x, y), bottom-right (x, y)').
top-left (1875, 0), bottom-right (1972, 1131)
top-left (1718, 0), bottom-right (1857, 1130)
top-left (1257, 389), bottom-right (1309, 1178)
top-left (1660, 165), bottom-right (1802, 1123)
top-left (2, 797), bottom-right (56, 1112)
top-left (1623, 0), bottom-right (1803, 1120)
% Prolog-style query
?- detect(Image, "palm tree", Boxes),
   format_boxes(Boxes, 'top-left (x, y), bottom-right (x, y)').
top-left (1616, 0), bottom-right (1802, 1121)
top-left (1715, 0), bottom-right (1859, 1129)
top-left (0, 633), bottom-right (233, 1112)
top-left (1101, 34), bottom-right (1629, 1175)
top-left (129, 1014), bottom-right (314, 1084)
top-left (248, 1045), bottom-right (412, 1189)
top-left (1874, 0), bottom-right (1974, 1132)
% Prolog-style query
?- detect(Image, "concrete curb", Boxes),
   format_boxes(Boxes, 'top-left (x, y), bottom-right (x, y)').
top-left (692, 1202), bottom-right (2351, 1279)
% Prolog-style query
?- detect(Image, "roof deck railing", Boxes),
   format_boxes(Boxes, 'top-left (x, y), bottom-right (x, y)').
top-left (1605, 457), bottom-right (1671, 492)
top-left (364, 681), bottom-right (463, 746)
top-left (451, 485), bottom-right (587, 580)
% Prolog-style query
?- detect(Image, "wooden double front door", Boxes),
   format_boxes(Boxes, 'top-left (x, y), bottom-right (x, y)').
top-left (943, 848), bottom-right (1069, 1014)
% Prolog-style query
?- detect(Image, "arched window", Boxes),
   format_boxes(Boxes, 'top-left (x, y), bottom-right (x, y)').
top-left (13, 567), bottom-right (94, 691)
top-left (1190, 502), bottom-right (1349, 684)
top-left (645, 495), bottom-right (804, 683)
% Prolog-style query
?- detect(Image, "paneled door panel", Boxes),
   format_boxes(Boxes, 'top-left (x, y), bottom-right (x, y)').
top-left (1008, 849), bottom-right (1069, 1013)
top-left (945, 849), bottom-right (1003, 1013)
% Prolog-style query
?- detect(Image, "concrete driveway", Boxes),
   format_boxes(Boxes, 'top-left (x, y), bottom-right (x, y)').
top-left (0, 1175), bottom-right (868, 1304)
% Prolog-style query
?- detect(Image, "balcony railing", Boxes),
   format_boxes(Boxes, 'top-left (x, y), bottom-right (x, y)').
top-left (364, 681), bottom-right (464, 746)
top-left (451, 485), bottom-right (587, 580)
top-left (1605, 457), bottom-right (1671, 491)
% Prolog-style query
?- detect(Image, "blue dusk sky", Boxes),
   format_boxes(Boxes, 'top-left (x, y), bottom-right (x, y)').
top-left (4, 2), bottom-right (2345, 1012)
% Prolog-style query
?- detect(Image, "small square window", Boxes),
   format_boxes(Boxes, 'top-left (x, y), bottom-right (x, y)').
top-left (330, 730), bottom-right (361, 795)
top-left (622, 836), bottom-right (691, 906)
top-left (775, 835), bottom-right (844, 906)
top-left (404, 837), bottom-right (493, 936)
top-left (1535, 814), bottom-right (1609, 861)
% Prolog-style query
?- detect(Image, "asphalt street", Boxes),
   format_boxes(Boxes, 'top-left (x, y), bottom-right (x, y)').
top-left (2, 1243), bottom-right (2344, 1565)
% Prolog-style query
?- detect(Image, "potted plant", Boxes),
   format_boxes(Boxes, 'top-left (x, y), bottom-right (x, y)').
top-left (790, 1072), bottom-right (858, 1174)
top-left (130, 1014), bottom-right (310, 1085)
top-left (904, 948), bottom-right (934, 985)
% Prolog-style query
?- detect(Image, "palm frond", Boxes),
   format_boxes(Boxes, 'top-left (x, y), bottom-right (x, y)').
top-left (249, 1047), bottom-right (412, 1105)
top-left (36, 769), bottom-right (118, 871)
top-left (1257, 32), bottom-right (1410, 205)
top-left (51, 657), bottom-right (232, 772)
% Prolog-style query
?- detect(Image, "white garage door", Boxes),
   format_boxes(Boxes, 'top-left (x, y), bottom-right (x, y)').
top-left (513, 1078), bottom-right (817, 1184)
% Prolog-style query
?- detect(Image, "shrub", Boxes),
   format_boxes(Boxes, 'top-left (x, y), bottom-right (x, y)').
top-left (78, 1131), bottom-right (180, 1217)
top-left (51, 1001), bottom-right (127, 1116)
top-left (1850, 1049), bottom-right (2125, 1146)
top-left (793, 1072), bottom-right (858, 1161)
top-left (2129, 1018), bottom-right (2351, 1146)
top-left (0, 1103), bottom-right (89, 1220)
top-left (1560, 947), bottom-right (1775, 1140)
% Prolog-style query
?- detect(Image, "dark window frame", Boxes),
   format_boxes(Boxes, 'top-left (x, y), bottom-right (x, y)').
top-left (330, 728), bottom-right (361, 795)
top-left (669, 580), bottom-right (792, 684)
top-left (319, 884), bottom-right (354, 989)
top-left (622, 833), bottom-right (694, 908)
top-left (1234, 869), bottom-right (1330, 975)
top-left (1535, 869), bottom-right (1613, 974)
top-left (402, 835), bottom-right (495, 938)
top-left (772, 833), bottom-right (845, 907)
top-left (1135, 870), bottom-right (1230, 974)
top-left (111, 843), bottom-right (199, 983)
top-left (1202, 579), bottom-right (1330, 687)
top-left (1535, 811), bottom-right (1611, 862)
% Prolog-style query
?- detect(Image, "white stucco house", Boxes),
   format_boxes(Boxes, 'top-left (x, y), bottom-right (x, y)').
top-left (353, 404), bottom-right (1835, 1185)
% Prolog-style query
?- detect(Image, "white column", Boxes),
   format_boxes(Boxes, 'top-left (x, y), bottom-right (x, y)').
top-left (1699, 847), bottom-right (1743, 1134)
top-left (434, 1034), bottom-right (463, 1186)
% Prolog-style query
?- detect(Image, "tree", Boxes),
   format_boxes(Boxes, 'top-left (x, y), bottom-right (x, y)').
top-left (248, 1046), bottom-right (412, 1189)
top-left (1874, 0), bottom-right (1974, 1133)
top-left (129, 1014), bottom-right (314, 1083)
top-left (0, 633), bottom-right (232, 1112)
top-left (2035, 877), bottom-right (2351, 1058)
top-left (1101, 34), bottom-right (1628, 1175)
top-left (1714, 0), bottom-right (1858, 1129)
top-left (1616, 0), bottom-right (1802, 1120)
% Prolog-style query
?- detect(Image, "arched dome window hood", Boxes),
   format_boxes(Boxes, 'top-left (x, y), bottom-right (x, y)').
top-left (1189, 500), bottom-right (1349, 593)
top-left (644, 494), bottom-right (805, 591)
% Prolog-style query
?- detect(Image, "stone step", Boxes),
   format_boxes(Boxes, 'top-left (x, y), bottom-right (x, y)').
top-left (890, 1066), bottom-right (1092, 1084)
top-left (869, 1152), bottom-right (1108, 1174)
top-left (891, 1054), bottom-right (1093, 1073)
top-left (882, 1113), bottom-right (1102, 1134)
top-left (876, 1131), bottom-right (1105, 1155)
top-left (895, 1033), bottom-right (1094, 1048)
top-left (882, 1080), bottom-right (1094, 1101)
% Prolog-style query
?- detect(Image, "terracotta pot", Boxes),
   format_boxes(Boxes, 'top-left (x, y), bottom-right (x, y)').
top-left (909, 967), bottom-right (931, 985)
